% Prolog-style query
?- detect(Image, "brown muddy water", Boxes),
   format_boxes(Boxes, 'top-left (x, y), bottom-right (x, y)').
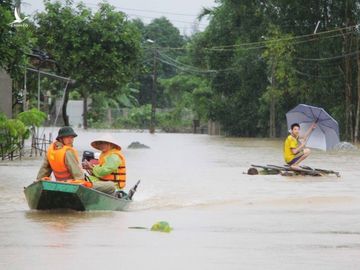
top-left (0, 128), bottom-right (360, 270)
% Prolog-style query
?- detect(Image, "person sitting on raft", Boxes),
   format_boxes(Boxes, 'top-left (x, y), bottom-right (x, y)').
top-left (283, 123), bottom-right (316, 170)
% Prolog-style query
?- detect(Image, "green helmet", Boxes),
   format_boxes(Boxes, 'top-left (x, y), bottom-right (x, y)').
top-left (56, 126), bottom-right (77, 140)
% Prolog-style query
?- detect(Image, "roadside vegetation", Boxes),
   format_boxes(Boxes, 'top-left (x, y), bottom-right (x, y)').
top-left (2, 0), bottom-right (360, 142)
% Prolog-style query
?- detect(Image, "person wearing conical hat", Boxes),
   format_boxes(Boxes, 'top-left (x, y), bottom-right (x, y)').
top-left (37, 126), bottom-right (84, 181)
top-left (84, 138), bottom-right (126, 194)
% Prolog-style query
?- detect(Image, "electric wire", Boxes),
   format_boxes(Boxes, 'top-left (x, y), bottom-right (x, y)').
top-left (295, 50), bottom-right (360, 61)
top-left (294, 69), bottom-right (344, 78)
top-left (85, 2), bottom-right (199, 17)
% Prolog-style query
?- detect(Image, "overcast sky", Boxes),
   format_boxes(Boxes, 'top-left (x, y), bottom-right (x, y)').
top-left (21, 0), bottom-right (216, 35)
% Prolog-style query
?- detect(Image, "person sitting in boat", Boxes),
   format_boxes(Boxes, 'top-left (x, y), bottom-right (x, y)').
top-left (83, 139), bottom-right (126, 194)
top-left (283, 123), bottom-right (316, 170)
top-left (37, 126), bottom-right (115, 194)
top-left (37, 126), bottom-right (85, 182)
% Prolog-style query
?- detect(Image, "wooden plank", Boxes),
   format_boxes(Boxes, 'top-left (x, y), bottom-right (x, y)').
top-left (251, 164), bottom-right (282, 171)
top-left (301, 166), bottom-right (340, 177)
top-left (266, 164), bottom-right (292, 171)
top-left (268, 164), bottom-right (322, 176)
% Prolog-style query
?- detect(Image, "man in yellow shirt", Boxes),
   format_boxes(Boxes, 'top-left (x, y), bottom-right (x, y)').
top-left (284, 123), bottom-right (316, 169)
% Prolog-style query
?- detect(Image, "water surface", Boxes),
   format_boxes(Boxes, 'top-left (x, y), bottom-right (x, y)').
top-left (0, 129), bottom-right (359, 270)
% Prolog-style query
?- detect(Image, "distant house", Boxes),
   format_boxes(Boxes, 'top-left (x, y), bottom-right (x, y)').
top-left (0, 70), bottom-right (12, 118)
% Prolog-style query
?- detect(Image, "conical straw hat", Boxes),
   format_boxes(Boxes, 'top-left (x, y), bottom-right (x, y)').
top-left (91, 136), bottom-right (121, 151)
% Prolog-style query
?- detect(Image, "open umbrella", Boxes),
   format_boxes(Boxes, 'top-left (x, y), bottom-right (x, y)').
top-left (286, 104), bottom-right (340, 151)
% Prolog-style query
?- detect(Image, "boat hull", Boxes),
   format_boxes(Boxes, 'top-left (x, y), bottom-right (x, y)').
top-left (24, 181), bottom-right (131, 211)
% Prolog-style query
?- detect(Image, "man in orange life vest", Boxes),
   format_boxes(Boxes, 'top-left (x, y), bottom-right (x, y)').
top-left (37, 126), bottom-right (84, 182)
top-left (83, 139), bottom-right (126, 193)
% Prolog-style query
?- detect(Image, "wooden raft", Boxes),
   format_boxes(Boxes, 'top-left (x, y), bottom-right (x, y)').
top-left (249, 164), bottom-right (340, 177)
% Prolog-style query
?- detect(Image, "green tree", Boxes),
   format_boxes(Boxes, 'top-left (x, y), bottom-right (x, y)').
top-left (36, 1), bottom-right (142, 128)
top-left (137, 17), bottom-right (185, 106)
top-left (0, 1), bottom-right (35, 86)
top-left (261, 25), bottom-right (296, 137)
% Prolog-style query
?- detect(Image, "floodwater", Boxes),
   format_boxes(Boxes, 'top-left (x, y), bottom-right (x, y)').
top-left (1, 129), bottom-right (360, 270)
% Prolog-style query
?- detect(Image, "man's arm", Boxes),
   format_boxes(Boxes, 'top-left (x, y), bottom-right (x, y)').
top-left (291, 143), bottom-right (304, 155)
top-left (291, 123), bottom-right (316, 154)
top-left (65, 150), bottom-right (85, 180)
top-left (92, 154), bottom-right (121, 178)
top-left (36, 156), bottom-right (52, 181)
top-left (300, 123), bottom-right (316, 142)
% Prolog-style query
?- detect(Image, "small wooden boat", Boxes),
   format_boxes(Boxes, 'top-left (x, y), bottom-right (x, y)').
top-left (250, 164), bottom-right (340, 177)
top-left (24, 180), bottom-right (139, 211)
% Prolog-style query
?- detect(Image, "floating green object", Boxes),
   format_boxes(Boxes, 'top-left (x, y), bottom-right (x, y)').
top-left (150, 221), bottom-right (172, 233)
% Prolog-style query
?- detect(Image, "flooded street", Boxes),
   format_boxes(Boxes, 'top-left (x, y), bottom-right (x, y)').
top-left (1, 129), bottom-right (360, 270)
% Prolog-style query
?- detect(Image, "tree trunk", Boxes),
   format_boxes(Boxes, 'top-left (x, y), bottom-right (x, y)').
top-left (269, 96), bottom-right (276, 138)
top-left (354, 39), bottom-right (360, 143)
top-left (343, 0), bottom-right (354, 142)
top-left (83, 92), bottom-right (88, 129)
top-left (345, 55), bottom-right (353, 141)
top-left (62, 84), bottom-right (70, 126)
top-left (269, 62), bottom-right (276, 138)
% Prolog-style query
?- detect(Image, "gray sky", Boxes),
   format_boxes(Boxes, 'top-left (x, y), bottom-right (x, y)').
top-left (21, 0), bottom-right (216, 35)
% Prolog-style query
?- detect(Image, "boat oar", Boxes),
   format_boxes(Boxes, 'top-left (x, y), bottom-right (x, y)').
top-left (127, 180), bottom-right (140, 199)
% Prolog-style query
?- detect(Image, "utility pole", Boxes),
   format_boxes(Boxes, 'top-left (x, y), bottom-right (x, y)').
top-left (23, 67), bottom-right (27, 111)
top-left (150, 47), bottom-right (157, 134)
top-left (37, 69), bottom-right (41, 110)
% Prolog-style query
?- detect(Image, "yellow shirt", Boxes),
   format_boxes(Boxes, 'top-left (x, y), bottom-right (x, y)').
top-left (283, 134), bottom-right (299, 163)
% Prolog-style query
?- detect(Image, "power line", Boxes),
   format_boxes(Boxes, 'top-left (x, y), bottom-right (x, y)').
top-left (158, 51), bottom-right (209, 71)
top-left (157, 56), bottom-right (216, 74)
top-left (294, 69), bottom-right (344, 78)
top-left (157, 30), bottom-right (353, 52)
top-left (126, 13), bottom-right (207, 27)
top-left (85, 2), bottom-right (199, 17)
top-left (156, 52), bottom-right (241, 74)
top-left (295, 50), bottom-right (360, 61)
top-left (204, 23), bottom-right (360, 49)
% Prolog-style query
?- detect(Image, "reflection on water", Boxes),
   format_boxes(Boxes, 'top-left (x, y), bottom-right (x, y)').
top-left (1, 129), bottom-right (360, 270)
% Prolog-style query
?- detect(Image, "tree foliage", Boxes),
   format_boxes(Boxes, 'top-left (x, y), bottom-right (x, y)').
top-left (35, 0), bottom-right (142, 128)
top-left (5, 0), bottom-right (360, 140)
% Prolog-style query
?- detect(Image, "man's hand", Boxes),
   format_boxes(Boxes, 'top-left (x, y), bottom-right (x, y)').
top-left (82, 160), bottom-right (94, 170)
top-left (310, 122), bottom-right (317, 130)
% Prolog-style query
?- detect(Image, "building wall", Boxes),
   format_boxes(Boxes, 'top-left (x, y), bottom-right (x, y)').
top-left (0, 70), bottom-right (12, 118)
top-left (67, 100), bottom-right (84, 128)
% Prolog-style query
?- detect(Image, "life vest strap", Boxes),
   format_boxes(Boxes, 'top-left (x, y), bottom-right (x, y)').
top-left (99, 178), bottom-right (126, 182)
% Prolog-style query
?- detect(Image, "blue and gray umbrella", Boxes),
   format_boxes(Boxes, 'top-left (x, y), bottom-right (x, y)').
top-left (286, 104), bottom-right (340, 151)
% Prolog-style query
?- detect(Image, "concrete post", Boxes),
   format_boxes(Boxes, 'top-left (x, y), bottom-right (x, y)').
top-left (0, 70), bottom-right (12, 118)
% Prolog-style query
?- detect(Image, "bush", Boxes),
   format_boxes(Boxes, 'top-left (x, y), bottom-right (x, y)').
top-left (0, 114), bottom-right (27, 157)
top-left (114, 105), bottom-right (151, 128)
top-left (0, 109), bottom-right (47, 158)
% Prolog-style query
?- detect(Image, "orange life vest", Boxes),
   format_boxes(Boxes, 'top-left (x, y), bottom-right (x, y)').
top-left (47, 142), bottom-right (79, 181)
top-left (98, 148), bottom-right (126, 189)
